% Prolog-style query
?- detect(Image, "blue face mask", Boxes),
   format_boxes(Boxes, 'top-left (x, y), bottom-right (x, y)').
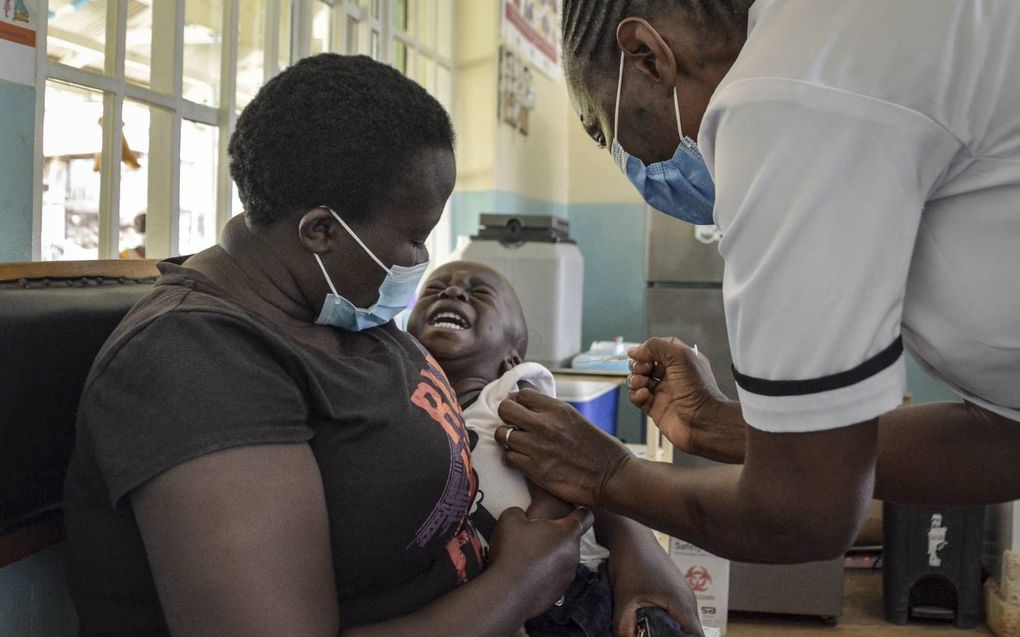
top-left (312, 208), bottom-right (429, 331)
top-left (609, 52), bottom-right (716, 226)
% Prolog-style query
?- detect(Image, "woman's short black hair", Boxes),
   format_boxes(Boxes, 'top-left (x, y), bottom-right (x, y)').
top-left (229, 53), bottom-right (454, 226)
top-left (561, 0), bottom-right (751, 86)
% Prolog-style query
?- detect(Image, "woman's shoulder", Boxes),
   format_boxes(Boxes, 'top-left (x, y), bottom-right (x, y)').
top-left (86, 267), bottom-right (298, 398)
top-left (151, 259), bottom-right (252, 317)
top-left (109, 267), bottom-right (266, 349)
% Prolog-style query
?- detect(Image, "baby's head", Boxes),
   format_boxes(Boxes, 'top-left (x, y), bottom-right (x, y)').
top-left (408, 261), bottom-right (528, 384)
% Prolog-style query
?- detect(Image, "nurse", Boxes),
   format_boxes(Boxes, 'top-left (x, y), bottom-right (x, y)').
top-left (497, 0), bottom-right (1020, 563)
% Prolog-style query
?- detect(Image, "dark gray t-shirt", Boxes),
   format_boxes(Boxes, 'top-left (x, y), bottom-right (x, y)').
top-left (64, 262), bottom-right (482, 635)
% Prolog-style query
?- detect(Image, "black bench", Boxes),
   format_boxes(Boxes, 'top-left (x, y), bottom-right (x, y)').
top-left (0, 260), bottom-right (159, 568)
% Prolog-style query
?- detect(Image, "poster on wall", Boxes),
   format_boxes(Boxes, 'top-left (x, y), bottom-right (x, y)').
top-left (498, 47), bottom-right (535, 136)
top-left (0, 0), bottom-right (36, 86)
top-left (501, 0), bottom-right (561, 80)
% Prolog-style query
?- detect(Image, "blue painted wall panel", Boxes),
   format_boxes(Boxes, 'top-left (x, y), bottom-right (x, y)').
top-left (0, 79), bottom-right (35, 263)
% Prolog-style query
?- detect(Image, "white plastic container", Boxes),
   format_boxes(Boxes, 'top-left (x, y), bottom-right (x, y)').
top-left (670, 538), bottom-right (731, 635)
top-left (454, 216), bottom-right (583, 367)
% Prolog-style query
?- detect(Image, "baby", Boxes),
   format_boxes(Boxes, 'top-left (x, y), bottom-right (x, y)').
top-left (408, 260), bottom-right (697, 637)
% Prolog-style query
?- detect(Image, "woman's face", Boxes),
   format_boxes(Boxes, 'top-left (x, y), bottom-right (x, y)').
top-left (327, 147), bottom-right (456, 309)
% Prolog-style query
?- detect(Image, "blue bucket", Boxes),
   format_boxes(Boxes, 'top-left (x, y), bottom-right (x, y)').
top-left (555, 379), bottom-right (620, 435)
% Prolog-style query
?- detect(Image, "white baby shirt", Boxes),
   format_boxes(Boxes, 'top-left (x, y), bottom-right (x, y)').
top-left (463, 362), bottom-right (610, 569)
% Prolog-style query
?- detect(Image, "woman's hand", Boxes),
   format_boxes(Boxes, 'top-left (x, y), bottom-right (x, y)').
top-left (496, 390), bottom-right (634, 509)
top-left (487, 505), bottom-right (594, 619)
top-left (628, 337), bottom-right (746, 464)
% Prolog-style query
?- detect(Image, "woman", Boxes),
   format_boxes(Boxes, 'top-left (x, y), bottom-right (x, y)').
top-left (63, 54), bottom-right (592, 637)
top-left (497, 0), bottom-right (1020, 565)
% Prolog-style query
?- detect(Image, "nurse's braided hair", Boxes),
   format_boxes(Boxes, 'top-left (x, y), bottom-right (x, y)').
top-left (229, 53), bottom-right (454, 226)
top-left (561, 0), bottom-right (751, 83)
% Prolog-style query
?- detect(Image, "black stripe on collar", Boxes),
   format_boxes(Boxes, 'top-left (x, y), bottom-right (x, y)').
top-left (732, 336), bottom-right (903, 397)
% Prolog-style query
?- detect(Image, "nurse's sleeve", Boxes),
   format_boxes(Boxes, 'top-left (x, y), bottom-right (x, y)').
top-left (701, 78), bottom-right (962, 432)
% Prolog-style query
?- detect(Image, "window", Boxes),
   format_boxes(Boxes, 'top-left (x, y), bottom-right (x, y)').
top-left (41, 0), bottom-right (234, 259)
top-left (36, 0), bottom-right (455, 262)
top-left (389, 0), bottom-right (455, 261)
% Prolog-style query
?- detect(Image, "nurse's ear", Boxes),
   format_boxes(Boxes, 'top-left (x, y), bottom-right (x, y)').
top-left (616, 17), bottom-right (679, 89)
top-left (297, 207), bottom-right (341, 254)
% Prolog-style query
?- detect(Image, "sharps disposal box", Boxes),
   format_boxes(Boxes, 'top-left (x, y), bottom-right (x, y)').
top-left (554, 379), bottom-right (619, 435)
top-left (669, 538), bottom-right (730, 635)
top-left (454, 214), bottom-right (583, 367)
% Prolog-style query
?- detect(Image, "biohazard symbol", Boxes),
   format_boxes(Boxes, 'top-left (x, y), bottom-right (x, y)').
top-left (685, 565), bottom-right (713, 593)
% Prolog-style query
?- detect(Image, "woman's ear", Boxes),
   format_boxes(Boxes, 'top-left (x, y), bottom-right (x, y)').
top-left (616, 17), bottom-right (679, 88)
top-left (297, 207), bottom-right (338, 254)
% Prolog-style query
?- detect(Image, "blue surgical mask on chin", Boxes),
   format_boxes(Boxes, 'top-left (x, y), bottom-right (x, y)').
top-left (609, 51), bottom-right (716, 226)
top-left (312, 208), bottom-right (429, 331)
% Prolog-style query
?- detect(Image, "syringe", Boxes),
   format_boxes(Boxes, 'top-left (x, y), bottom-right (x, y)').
top-left (575, 344), bottom-right (699, 365)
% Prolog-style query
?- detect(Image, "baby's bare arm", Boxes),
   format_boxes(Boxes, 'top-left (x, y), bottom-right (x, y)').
top-left (525, 479), bottom-right (576, 520)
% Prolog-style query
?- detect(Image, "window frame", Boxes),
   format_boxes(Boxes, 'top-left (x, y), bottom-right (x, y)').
top-left (32, 0), bottom-right (454, 262)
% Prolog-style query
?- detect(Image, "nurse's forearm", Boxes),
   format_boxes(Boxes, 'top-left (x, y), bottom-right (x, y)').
top-left (600, 460), bottom-right (795, 563)
top-left (689, 399), bottom-right (748, 464)
top-left (875, 401), bottom-right (1020, 504)
top-left (600, 420), bottom-right (879, 564)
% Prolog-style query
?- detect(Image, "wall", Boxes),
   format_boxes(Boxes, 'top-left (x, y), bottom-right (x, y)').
top-left (450, 0), bottom-right (498, 193)
top-left (0, 79), bottom-right (35, 262)
top-left (562, 105), bottom-right (647, 348)
top-left (904, 355), bottom-right (960, 403)
top-left (0, 0), bottom-right (38, 263)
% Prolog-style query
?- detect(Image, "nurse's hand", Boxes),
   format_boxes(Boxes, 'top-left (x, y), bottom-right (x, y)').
top-left (628, 337), bottom-right (746, 464)
top-left (497, 390), bottom-right (634, 508)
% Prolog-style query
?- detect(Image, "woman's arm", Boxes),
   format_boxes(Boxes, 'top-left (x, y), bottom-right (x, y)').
top-left (350, 504), bottom-right (592, 637)
top-left (131, 444), bottom-right (340, 637)
top-left (132, 443), bottom-right (591, 637)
